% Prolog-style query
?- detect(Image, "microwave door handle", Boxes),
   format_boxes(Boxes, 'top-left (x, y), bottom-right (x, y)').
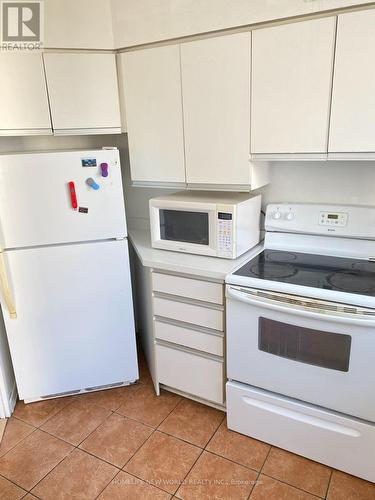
top-left (226, 286), bottom-right (375, 327)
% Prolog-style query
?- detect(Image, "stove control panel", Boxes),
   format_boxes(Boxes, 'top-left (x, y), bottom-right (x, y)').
top-left (319, 212), bottom-right (348, 227)
top-left (265, 203), bottom-right (375, 239)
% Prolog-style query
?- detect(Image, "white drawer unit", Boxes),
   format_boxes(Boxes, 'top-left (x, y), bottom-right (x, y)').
top-left (156, 342), bottom-right (224, 404)
top-left (152, 272), bottom-right (223, 305)
top-left (227, 381), bottom-right (375, 483)
top-left (154, 318), bottom-right (223, 357)
top-left (153, 295), bottom-right (224, 331)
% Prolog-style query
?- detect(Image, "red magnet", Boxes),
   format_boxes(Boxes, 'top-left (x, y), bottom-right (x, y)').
top-left (68, 181), bottom-right (78, 210)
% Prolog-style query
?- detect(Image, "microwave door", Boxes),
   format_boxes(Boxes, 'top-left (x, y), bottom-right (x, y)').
top-left (159, 209), bottom-right (209, 245)
top-left (151, 206), bottom-right (218, 257)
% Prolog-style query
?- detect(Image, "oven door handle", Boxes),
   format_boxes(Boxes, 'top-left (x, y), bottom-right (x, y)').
top-left (226, 286), bottom-right (375, 327)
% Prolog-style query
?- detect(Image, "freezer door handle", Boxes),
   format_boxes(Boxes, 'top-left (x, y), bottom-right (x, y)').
top-left (0, 251), bottom-right (16, 319)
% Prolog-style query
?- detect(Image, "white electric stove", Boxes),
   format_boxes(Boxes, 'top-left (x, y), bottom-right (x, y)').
top-left (226, 203), bottom-right (375, 483)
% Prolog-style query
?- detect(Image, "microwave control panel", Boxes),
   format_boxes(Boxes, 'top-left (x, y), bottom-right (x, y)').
top-left (217, 211), bottom-right (233, 257)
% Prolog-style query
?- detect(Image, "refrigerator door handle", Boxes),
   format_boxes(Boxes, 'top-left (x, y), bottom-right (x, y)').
top-left (0, 251), bottom-right (17, 319)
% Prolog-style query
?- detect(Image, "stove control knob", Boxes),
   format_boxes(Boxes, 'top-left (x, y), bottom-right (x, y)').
top-left (286, 212), bottom-right (294, 221)
top-left (273, 211), bottom-right (281, 220)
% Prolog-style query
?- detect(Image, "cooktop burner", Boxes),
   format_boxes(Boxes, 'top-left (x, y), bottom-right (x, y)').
top-left (327, 272), bottom-right (375, 295)
top-left (234, 249), bottom-right (375, 296)
top-left (249, 262), bottom-right (297, 279)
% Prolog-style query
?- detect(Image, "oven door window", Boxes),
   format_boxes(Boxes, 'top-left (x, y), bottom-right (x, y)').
top-left (258, 318), bottom-right (351, 372)
top-left (159, 210), bottom-right (209, 245)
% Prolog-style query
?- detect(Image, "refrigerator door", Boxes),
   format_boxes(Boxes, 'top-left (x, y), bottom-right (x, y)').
top-left (0, 149), bottom-right (127, 249)
top-left (1, 239), bottom-right (138, 401)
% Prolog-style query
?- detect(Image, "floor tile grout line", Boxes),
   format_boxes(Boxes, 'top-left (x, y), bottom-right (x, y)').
top-left (121, 395), bottom-right (184, 471)
top-left (93, 466), bottom-right (122, 500)
top-left (75, 409), bottom-right (115, 448)
top-left (74, 446), bottom-right (123, 471)
top-left (259, 471), bottom-right (326, 499)
top-left (8, 415), bottom-right (38, 430)
top-left (121, 464), bottom-right (178, 496)
top-left (0, 423), bottom-right (38, 460)
top-left (202, 413), bottom-right (226, 451)
top-left (29, 432), bottom-right (122, 499)
top-left (173, 445), bottom-right (204, 499)
top-left (29, 409), bottom-right (112, 450)
top-left (33, 396), bottom-right (78, 429)
top-left (0, 472), bottom-right (29, 496)
top-left (258, 446), bottom-right (332, 499)
top-left (120, 468), bottom-right (177, 497)
top-left (201, 448), bottom-right (263, 475)
top-left (247, 444), bottom-right (274, 500)
top-left (28, 410), bottom-right (119, 495)
top-left (325, 469), bottom-right (334, 499)
top-left (121, 395), bottom-right (205, 498)
top-left (76, 410), bottom-right (155, 469)
top-left (155, 428), bottom-right (207, 450)
top-left (155, 400), bottom-right (225, 450)
top-left (156, 399), bottom-right (184, 428)
top-left (26, 442), bottom-right (76, 494)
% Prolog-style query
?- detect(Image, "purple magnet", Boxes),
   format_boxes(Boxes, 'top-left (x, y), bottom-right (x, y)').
top-left (100, 162), bottom-right (109, 177)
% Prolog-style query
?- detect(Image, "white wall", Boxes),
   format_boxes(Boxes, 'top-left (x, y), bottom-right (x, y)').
top-left (261, 162), bottom-right (375, 207)
top-left (45, 0), bottom-right (114, 49)
top-left (0, 135), bottom-right (119, 154)
top-left (111, 0), bottom-right (375, 48)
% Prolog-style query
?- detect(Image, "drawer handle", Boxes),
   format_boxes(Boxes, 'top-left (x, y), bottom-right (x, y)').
top-left (242, 397), bottom-right (361, 437)
top-left (156, 339), bottom-right (223, 362)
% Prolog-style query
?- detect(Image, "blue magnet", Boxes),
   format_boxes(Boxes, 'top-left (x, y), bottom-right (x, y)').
top-left (86, 178), bottom-right (100, 190)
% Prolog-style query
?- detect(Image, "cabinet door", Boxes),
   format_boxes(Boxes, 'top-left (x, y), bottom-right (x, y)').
top-left (0, 53), bottom-right (51, 135)
top-left (251, 18), bottom-right (336, 154)
top-left (329, 10), bottom-right (375, 153)
top-left (43, 53), bottom-right (121, 134)
top-left (120, 46), bottom-right (186, 184)
top-left (181, 33), bottom-right (251, 186)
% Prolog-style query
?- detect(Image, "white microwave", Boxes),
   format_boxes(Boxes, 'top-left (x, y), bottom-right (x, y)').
top-left (149, 191), bottom-right (261, 259)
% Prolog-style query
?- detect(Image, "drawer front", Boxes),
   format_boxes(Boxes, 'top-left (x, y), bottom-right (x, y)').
top-left (227, 381), bottom-right (375, 483)
top-left (156, 343), bottom-right (224, 404)
top-left (153, 296), bottom-right (223, 331)
top-left (152, 272), bottom-right (223, 305)
top-left (155, 319), bottom-right (223, 356)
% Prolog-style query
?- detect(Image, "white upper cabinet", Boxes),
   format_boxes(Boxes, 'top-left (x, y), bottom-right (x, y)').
top-left (329, 10), bottom-right (375, 153)
top-left (120, 46), bottom-right (186, 185)
top-left (0, 53), bottom-right (51, 136)
top-left (251, 17), bottom-right (336, 155)
top-left (181, 33), bottom-right (251, 186)
top-left (43, 53), bottom-right (121, 135)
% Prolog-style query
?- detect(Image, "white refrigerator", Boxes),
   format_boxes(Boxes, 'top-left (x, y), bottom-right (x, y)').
top-left (0, 148), bottom-right (138, 404)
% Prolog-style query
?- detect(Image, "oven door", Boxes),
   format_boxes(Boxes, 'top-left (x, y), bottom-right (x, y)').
top-left (226, 285), bottom-right (375, 421)
top-left (150, 202), bottom-right (218, 256)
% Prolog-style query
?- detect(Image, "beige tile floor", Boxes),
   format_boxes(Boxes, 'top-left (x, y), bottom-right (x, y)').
top-left (0, 351), bottom-right (374, 499)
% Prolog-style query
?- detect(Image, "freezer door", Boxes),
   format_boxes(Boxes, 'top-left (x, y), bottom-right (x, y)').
top-left (0, 149), bottom-right (127, 248)
top-left (1, 239), bottom-right (138, 401)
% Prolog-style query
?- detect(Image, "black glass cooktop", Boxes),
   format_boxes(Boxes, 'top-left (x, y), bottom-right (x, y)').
top-left (234, 250), bottom-right (375, 296)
